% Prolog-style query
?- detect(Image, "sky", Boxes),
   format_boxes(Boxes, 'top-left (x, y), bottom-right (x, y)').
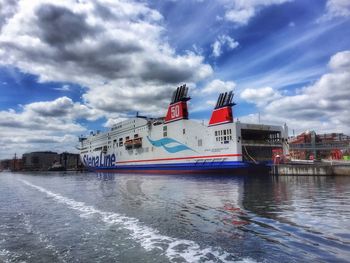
top-left (0, 0), bottom-right (350, 159)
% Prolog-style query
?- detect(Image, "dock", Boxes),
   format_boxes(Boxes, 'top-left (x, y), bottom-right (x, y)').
top-left (272, 161), bottom-right (350, 176)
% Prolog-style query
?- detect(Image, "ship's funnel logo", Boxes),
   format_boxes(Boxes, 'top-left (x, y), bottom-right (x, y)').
top-left (147, 136), bottom-right (194, 153)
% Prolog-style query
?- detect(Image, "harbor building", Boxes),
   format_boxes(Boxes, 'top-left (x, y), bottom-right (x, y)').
top-left (59, 152), bottom-right (82, 170)
top-left (22, 151), bottom-right (59, 171)
top-left (0, 158), bottom-right (23, 171)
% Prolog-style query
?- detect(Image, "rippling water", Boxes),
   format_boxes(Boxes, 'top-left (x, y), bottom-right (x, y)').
top-left (0, 172), bottom-right (349, 263)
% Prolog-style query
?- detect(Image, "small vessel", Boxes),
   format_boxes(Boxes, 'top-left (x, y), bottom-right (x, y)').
top-left (79, 85), bottom-right (288, 174)
top-left (48, 162), bottom-right (66, 171)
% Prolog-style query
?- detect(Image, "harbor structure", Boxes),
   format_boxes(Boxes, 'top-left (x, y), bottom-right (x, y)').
top-left (79, 85), bottom-right (288, 174)
top-left (272, 161), bottom-right (350, 176)
top-left (289, 131), bottom-right (350, 160)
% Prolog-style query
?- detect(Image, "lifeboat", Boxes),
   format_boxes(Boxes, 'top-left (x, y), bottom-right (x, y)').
top-left (125, 139), bottom-right (133, 150)
top-left (133, 137), bottom-right (142, 148)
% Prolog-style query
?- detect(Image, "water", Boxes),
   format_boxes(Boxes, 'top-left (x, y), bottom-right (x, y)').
top-left (0, 172), bottom-right (349, 263)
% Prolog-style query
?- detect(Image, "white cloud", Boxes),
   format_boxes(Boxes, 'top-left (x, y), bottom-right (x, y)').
top-left (0, 96), bottom-right (100, 131)
top-left (212, 34), bottom-right (239, 57)
top-left (221, 0), bottom-right (292, 25)
top-left (239, 50), bottom-right (350, 134)
top-left (0, 0), bottom-right (213, 114)
top-left (324, 0), bottom-right (350, 19)
top-left (240, 86), bottom-right (281, 106)
top-left (0, 96), bottom-right (104, 158)
top-left (206, 100), bottom-right (217, 107)
top-left (201, 79), bottom-right (236, 94)
top-left (0, 0), bottom-right (215, 158)
top-left (189, 79), bottom-right (236, 113)
top-left (103, 116), bottom-right (128, 128)
top-left (329, 50), bottom-right (350, 70)
top-left (225, 7), bottom-right (255, 25)
top-left (54, 84), bottom-right (70, 91)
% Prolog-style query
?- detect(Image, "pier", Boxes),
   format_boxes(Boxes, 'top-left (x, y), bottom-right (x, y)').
top-left (272, 161), bottom-right (350, 176)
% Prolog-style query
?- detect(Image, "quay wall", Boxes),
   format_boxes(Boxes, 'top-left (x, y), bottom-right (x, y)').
top-left (272, 163), bottom-right (350, 176)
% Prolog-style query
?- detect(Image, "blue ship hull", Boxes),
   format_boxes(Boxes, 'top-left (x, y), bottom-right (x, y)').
top-left (87, 161), bottom-right (271, 175)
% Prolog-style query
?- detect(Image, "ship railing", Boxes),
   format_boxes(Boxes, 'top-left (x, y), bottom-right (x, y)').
top-left (241, 140), bottom-right (282, 147)
top-left (290, 142), bottom-right (350, 150)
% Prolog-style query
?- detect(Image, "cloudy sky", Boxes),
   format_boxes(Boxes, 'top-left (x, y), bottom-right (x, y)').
top-left (0, 0), bottom-right (350, 159)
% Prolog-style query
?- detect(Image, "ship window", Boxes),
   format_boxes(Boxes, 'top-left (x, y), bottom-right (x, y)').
top-left (119, 138), bottom-right (123, 147)
top-left (198, 139), bottom-right (202, 147)
top-left (163, 131), bottom-right (167, 137)
top-left (215, 131), bottom-right (217, 136)
top-left (163, 126), bottom-right (167, 131)
top-left (134, 134), bottom-right (139, 138)
top-left (224, 130), bottom-right (226, 135)
top-left (183, 129), bottom-right (186, 135)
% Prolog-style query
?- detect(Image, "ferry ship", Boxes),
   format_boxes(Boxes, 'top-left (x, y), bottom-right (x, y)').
top-left (79, 85), bottom-right (288, 174)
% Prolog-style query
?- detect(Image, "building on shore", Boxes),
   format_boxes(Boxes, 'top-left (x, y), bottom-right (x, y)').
top-left (1, 151), bottom-right (82, 172)
top-left (22, 151), bottom-right (59, 171)
top-left (0, 158), bottom-right (23, 171)
top-left (59, 152), bottom-right (82, 170)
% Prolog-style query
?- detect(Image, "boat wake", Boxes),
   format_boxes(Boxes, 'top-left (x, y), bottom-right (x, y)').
top-left (18, 179), bottom-right (255, 263)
